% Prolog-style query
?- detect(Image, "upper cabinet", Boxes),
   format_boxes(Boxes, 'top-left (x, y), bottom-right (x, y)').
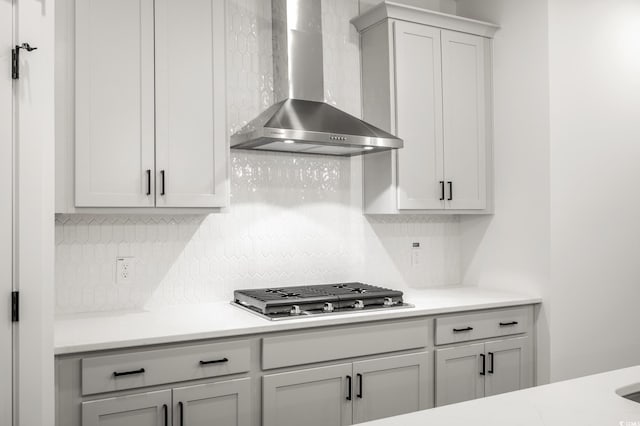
top-left (56, 0), bottom-right (228, 212)
top-left (352, 4), bottom-right (498, 214)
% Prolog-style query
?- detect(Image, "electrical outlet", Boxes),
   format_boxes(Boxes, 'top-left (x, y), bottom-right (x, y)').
top-left (116, 257), bottom-right (134, 284)
top-left (411, 242), bottom-right (421, 267)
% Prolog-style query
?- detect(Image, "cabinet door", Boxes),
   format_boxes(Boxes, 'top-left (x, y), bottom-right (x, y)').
top-left (393, 21), bottom-right (445, 210)
top-left (154, 0), bottom-right (228, 208)
top-left (435, 343), bottom-right (485, 406)
top-left (173, 378), bottom-right (251, 426)
top-left (441, 30), bottom-right (487, 210)
top-left (82, 389), bottom-right (171, 426)
top-left (353, 352), bottom-right (431, 424)
top-left (263, 364), bottom-right (353, 426)
top-left (75, 0), bottom-right (155, 207)
top-left (485, 336), bottom-right (533, 397)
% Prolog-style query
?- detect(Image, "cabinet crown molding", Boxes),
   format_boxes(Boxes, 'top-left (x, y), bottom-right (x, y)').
top-left (351, 1), bottom-right (499, 37)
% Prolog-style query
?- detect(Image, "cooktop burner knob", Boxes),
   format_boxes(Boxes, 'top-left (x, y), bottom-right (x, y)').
top-left (290, 305), bottom-right (301, 315)
top-left (323, 302), bottom-right (334, 312)
top-left (384, 297), bottom-right (394, 306)
top-left (354, 300), bottom-right (364, 309)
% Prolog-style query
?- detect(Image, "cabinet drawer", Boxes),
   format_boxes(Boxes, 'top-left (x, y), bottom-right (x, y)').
top-left (82, 340), bottom-right (250, 395)
top-left (262, 319), bottom-right (429, 370)
top-left (435, 307), bottom-right (529, 345)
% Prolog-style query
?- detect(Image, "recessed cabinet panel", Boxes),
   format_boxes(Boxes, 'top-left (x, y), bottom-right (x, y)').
top-left (154, 0), bottom-right (227, 208)
top-left (82, 389), bottom-right (171, 426)
top-left (173, 378), bottom-right (251, 426)
top-left (353, 353), bottom-right (431, 424)
top-left (442, 30), bottom-right (487, 210)
top-left (485, 337), bottom-right (533, 397)
top-left (263, 364), bottom-right (353, 426)
top-left (75, 0), bottom-right (155, 207)
top-left (435, 343), bottom-right (485, 406)
top-left (394, 21), bottom-right (445, 210)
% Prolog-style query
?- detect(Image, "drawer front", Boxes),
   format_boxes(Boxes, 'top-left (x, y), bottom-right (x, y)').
top-left (82, 340), bottom-right (250, 395)
top-left (262, 319), bottom-right (429, 370)
top-left (435, 307), bottom-right (529, 345)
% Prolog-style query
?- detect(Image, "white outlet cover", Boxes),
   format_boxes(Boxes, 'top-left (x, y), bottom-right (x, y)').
top-left (116, 257), bottom-right (134, 284)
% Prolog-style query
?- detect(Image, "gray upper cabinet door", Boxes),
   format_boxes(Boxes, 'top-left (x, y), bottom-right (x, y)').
top-left (352, 352), bottom-right (432, 424)
top-left (393, 21), bottom-right (445, 211)
top-left (435, 342), bottom-right (485, 406)
top-left (263, 363), bottom-right (353, 426)
top-left (75, 0), bottom-right (155, 207)
top-left (485, 336), bottom-right (533, 397)
top-left (81, 389), bottom-right (171, 426)
top-left (441, 29), bottom-right (487, 210)
top-left (173, 378), bottom-right (251, 426)
top-left (154, 0), bottom-right (228, 208)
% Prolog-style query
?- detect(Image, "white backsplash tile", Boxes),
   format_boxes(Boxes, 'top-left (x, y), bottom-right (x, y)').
top-left (54, 0), bottom-right (462, 314)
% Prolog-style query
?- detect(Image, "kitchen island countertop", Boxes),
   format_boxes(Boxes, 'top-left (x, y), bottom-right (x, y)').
top-left (360, 366), bottom-right (640, 426)
top-left (55, 285), bottom-right (541, 355)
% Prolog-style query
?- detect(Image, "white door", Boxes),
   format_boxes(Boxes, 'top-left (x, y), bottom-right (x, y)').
top-left (0, 1), bottom-right (14, 423)
top-left (485, 336), bottom-right (533, 397)
top-left (263, 364), bottom-right (353, 426)
top-left (173, 378), bottom-right (251, 426)
top-left (441, 30), bottom-right (487, 210)
top-left (82, 390), bottom-right (172, 426)
top-left (353, 352), bottom-right (431, 424)
top-left (435, 343), bottom-right (485, 406)
top-left (154, 0), bottom-right (228, 208)
top-left (393, 21), bottom-right (445, 210)
top-left (75, 0), bottom-right (155, 207)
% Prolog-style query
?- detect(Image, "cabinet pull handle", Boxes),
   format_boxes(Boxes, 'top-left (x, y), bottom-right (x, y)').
top-left (479, 354), bottom-right (486, 376)
top-left (178, 401), bottom-right (184, 426)
top-left (346, 375), bottom-right (352, 401)
top-left (112, 368), bottom-right (145, 377)
top-left (453, 326), bottom-right (473, 333)
top-left (439, 181), bottom-right (445, 201)
top-left (447, 181), bottom-right (453, 201)
top-left (146, 169), bottom-right (151, 196)
top-left (162, 404), bottom-right (168, 426)
top-left (488, 352), bottom-right (494, 374)
top-left (356, 373), bottom-right (363, 399)
top-left (499, 321), bottom-right (518, 326)
top-left (160, 170), bottom-right (166, 196)
top-left (199, 357), bottom-right (228, 365)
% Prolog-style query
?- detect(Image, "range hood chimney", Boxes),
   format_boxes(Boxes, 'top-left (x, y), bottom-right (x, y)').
top-left (230, 0), bottom-right (403, 157)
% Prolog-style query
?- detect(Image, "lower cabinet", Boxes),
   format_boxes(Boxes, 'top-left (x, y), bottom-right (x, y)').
top-left (82, 378), bottom-right (250, 426)
top-left (262, 352), bottom-right (431, 426)
top-left (82, 389), bottom-right (172, 426)
top-left (435, 336), bottom-right (532, 406)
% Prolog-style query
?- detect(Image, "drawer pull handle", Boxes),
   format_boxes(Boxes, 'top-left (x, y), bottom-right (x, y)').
top-left (163, 404), bottom-right (168, 426)
top-left (453, 327), bottom-right (473, 333)
top-left (346, 375), bottom-right (352, 401)
top-left (488, 352), bottom-right (494, 374)
top-left (113, 368), bottom-right (145, 377)
top-left (499, 321), bottom-right (518, 326)
top-left (178, 401), bottom-right (184, 426)
top-left (357, 373), bottom-right (363, 398)
top-left (479, 353), bottom-right (486, 376)
top-left (199, 357), bottom-right (229, 366)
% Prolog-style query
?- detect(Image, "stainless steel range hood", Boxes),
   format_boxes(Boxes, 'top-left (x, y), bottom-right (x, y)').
top-left (231, 0), bottom-right (403, 157)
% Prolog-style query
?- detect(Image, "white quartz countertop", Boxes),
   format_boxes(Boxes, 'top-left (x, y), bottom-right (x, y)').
top-left (54, 286), bottom-right (541, 355)
top-left (359, 366), bottom-right (640, 426)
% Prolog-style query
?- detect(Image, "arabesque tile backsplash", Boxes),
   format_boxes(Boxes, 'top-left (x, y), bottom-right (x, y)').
top-left (54, 0), bottom-right (462, 315)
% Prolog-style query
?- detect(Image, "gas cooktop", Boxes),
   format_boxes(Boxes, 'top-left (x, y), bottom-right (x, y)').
top-left (232, 283), bottom-right (412, 320)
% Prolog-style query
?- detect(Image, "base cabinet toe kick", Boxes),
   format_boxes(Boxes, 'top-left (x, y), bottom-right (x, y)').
top-left (55, 304), bottom-right (537, 426)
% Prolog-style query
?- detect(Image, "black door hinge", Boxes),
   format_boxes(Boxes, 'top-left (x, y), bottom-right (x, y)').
top-left (12, 43), bottom-right (38, 80)
top-left (11, 291), bottom-right (19, 322)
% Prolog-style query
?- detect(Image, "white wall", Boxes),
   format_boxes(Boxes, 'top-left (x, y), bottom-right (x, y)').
top-left (360, 0), bottom-right (456, 14)
top-left (548, 0), bottom-right (640, 381)
top-left (54, 0), bottom-right (462, 315)
top-left (455, 0), bottom-right (552, 384)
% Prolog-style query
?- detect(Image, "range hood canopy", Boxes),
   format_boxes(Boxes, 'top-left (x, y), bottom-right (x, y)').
top-left (231, 0), bottom-right (403, 157)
